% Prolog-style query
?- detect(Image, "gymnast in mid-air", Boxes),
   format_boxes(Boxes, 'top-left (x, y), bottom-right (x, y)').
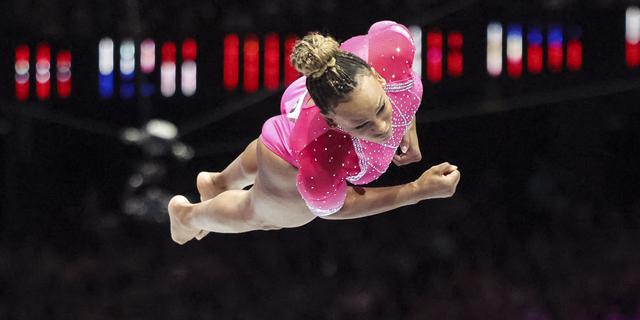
top-left (168, 21), bottom-right (460, 244)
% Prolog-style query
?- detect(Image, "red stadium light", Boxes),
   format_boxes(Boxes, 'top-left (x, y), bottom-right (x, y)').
top-left (426, 30), bottom-right (443, 83)
top-left (15, 44), bottom-right (30, 102)
top-left (626, 7), bottom-right (640, 69)
top-left (547, 25), bottom-right (563, 73)
top-left (527, 46), bottom-right (543, 74)
top-left (56, 50), bottom-right (72, 98)
top-left (36, 42), bottom-right (51, 100)
top-left (162, 41), bottom-right (176, 63)
top-left (527, 27), bottom-right (543, 75)
top-left (243, 33), bottom-right (260, 93)
top-left (566, 27), bottom-right (582, 72)
top-left (507, 61), bottom-right (522, 78)
top-left (547, 47), bottom-right (563, 73)
top-left (627, 42), bottom-right (640, 69)
top-left (182, 38), bottom-right (197, 61)
top-left (264, 33), bottom-right (280, 91)
top-left (447, 31), bottom-right (463, 78)
top-left (567, 39), bottom-right (582, 72)
top-left (223, 34), bottom-right (240, 91)
top-left (284, 34), bottom-right (300, 86)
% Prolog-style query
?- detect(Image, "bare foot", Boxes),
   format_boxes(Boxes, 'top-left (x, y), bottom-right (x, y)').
top-left (197, 172), bottom-right (227, 202)
top-left (194, 172), bottom-right (229, 240)
top-left (168, 195), bottom-right (202, 245)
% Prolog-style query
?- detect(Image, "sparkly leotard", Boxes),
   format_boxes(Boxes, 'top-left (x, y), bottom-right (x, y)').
top-left (259, 20), bottom-right (423, 216)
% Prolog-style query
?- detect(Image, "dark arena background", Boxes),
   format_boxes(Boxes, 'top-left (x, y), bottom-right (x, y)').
top-left (1, 0), bottom-right (640, 319)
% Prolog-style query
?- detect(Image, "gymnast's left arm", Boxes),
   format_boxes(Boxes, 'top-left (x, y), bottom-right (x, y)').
top-left (393, 118), bottom-right (421, 166)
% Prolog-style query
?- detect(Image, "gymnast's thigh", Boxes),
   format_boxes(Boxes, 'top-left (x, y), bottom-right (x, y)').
top-left (249, 139), bottom-right (316, 228)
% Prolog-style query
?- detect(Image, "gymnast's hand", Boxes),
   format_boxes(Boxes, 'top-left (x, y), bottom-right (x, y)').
top-left (413, 162), bottom-right (461, 199)
top-left (393, 120), bottom-right (421, 166)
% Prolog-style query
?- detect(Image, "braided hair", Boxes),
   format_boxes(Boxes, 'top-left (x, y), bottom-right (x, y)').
top-left (290, 32), bottom-right (372, 115)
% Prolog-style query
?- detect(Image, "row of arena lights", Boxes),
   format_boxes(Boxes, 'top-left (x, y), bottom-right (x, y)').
top-left (13, 7), bottom-right (640, 101)
top-left (224, 7), bottom-right (638, 88)
top-left (15, 43), bottom-right (71, 101)
top-left (98, 38), bottom-right (198, 99)
top-left (486, 23), bottom-right (583, 78)
top-left (226, 23), bottom-right (581, 88)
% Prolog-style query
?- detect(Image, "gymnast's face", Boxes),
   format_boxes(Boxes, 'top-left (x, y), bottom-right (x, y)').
top-left (324, 71), bottom-right (392, 143)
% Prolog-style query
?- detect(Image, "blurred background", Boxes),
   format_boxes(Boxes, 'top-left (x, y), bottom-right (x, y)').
top-left (1, 0), bottom-right (640, 319)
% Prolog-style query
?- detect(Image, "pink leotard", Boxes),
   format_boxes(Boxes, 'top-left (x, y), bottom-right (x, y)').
top-left (259, 20), bottom-right (423, 216)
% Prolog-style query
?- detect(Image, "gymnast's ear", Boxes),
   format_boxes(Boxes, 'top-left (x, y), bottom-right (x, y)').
top-left (371, 67), bottom-right (386, 87)
top-left (322, 112), bottom-right (338, 128)
top-left (325, 116), bottom-right (338, 128)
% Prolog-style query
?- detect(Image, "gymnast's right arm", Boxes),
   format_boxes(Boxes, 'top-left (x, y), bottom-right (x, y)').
top-left (321, 162), bottom-right (461, 220)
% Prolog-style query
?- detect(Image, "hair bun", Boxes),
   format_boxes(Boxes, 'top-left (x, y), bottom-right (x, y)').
top-left (290, 33), bottom-right (340, 78)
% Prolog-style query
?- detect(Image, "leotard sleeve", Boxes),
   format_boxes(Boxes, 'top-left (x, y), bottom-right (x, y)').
top-left (295, 130), bottom-right (360, 216)
top-left (341, 20), bottom-right (416, 84)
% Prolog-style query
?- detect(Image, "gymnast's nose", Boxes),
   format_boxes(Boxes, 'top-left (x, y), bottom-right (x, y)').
top-left (371, 119), bottom-right (390, 137)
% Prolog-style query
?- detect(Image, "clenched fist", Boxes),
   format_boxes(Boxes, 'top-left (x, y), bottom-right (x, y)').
top-left (413, 162), bottom-right (461, 199)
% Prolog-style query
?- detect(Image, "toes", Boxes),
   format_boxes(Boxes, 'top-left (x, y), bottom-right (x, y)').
top-left (197, 172), bottom-right (228, 202)
top-left (196, 172), bottom-right (211, 191)
top-left (171, 234), bottom-right (187, 245)
top-left (168, 195), bottom-right (197, 244)
top-left (168, 195), bottom-right (189, 211)
top-left (171, 227), bottom-right (196, 245)
top-left (170, 227), bottom-right (189, 245)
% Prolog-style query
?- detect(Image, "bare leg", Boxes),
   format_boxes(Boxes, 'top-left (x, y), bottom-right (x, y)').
top-left (192, 139), bottom-right (258, 240)
top-left (168, 138), bottom-right (313, 244)
top-left (168, 188), bottom-right (274, 244)
top-left (196, 139), bottom-right (258, 201)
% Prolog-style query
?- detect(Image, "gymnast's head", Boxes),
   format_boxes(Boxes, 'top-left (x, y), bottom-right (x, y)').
top-left (291, 33), bottom-right (393, 143)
